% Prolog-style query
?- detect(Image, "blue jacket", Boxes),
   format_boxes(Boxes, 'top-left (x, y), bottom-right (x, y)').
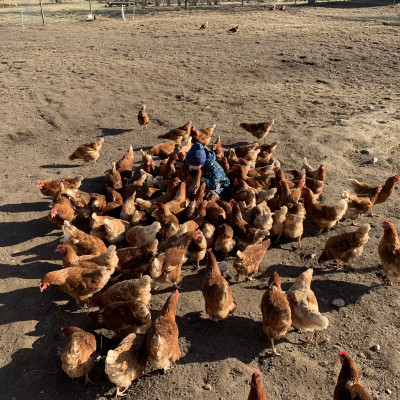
top-left (201, 150), bottom-right (230, 191)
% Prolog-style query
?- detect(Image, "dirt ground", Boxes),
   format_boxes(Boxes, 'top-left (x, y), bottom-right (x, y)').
top-left (0, 1), bottom-right (400, 399)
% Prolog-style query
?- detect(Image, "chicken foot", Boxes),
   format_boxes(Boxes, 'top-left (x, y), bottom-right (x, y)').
top-left (300, 330), bottom-right (315, 344)
top-left (116, 387), bottom-right (128, 397)
top-left (84, 373), bottom-right (94, 385)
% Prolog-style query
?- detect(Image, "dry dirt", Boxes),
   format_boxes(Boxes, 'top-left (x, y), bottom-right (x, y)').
top-left (0, 1), bottom-right (400, 399)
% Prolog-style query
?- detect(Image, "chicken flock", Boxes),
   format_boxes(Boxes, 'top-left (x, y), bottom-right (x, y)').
top-left (36, 107), bottom-right (399, 398)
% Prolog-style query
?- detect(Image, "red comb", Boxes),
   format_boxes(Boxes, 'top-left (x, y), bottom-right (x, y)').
top-left (175, 289), bottom-right (179, 295)
top-left (61, 327), bottom-right (64, 331)
top-left (254, 371), bottom-right (258, 376)
top-left (340, 351), bottom-right (347, 356)
top-left (207, 248), bottom-right (212, 252)
top-left (395, 174), bottom-right (400, 179)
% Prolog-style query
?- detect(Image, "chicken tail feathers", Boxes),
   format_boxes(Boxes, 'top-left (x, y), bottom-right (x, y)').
top-left (149, 256), bottom-right (163, 279)
top-left (298, 304), bottom-right (329, 331)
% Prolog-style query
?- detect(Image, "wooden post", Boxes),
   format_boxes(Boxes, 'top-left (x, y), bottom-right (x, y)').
top-left (39, 0), bottom-right (45, 25)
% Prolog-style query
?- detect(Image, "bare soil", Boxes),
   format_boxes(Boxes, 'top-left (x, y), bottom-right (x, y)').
top-left (0, 1), bottom-right (400, 399)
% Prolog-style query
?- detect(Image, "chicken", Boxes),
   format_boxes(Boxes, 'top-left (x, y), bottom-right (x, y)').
top-left (158, 121), bottom-right (192, 142)
top-left (39, 264), bottom-right (113, 305)
top-left (164, 181), bottom-right (188, 216)
top-left (302, 187), bottom-right (348, 234)
top-left (153, 201), bottom-right (180, 241)
top-left (56, 244), bottom-right (100, 269)
top-left (103, 188), bottom-right (124, 215)
top-left (230, 200), bottom-right (269, 249)
top-left (69, 137), bottom-right (104, 164)
top-left (287, 268), bottom-right (329, 343)
top-left (149, 230), bottom-right (201, 286)
top-left (190, 124), bottom-right (216, 147)
top-left (37, 175), bottom-right (83, 198)
top-left (239, 120), bottom-right (274, 143)
top-left (178, 136), bottom-right (192, 156)
top-left (159, 153), bottom-right (178, 179)
top-left (260, 271), bottom-right (291, 356)
top-left (349, 174), bottom-right (399, 210)
top-left (104, 162), bottom-right (123, 191)
top-left (248, 371), bottom-right (267, 400)
top-left (269, 205), bottom-right (288, 243)
top-left (63, 221), bottom-right (107, 256)
top-left (202, 222), bottom-right (217, 249)
top-left (378, 220), bottom-right (400, 285)
top-left (253, 201), bottom-right (274, 231)
top-left (343, 186), bottom-right (381, 224)
top-left (116, 241), bottom-right (158, 277)
top-left (103, 217), bottom-right (131, 245)
top-left (88, 276), bottom-right (152, 308)
top-left (202, 249), bottom-right (236, 321)
top-left (49, 183), bottom-right (76, 227)
top-left (206, 194), bottom-right (226, 222)
top-left (149, 139), bottom-right (182, 160)
top-left (305, 176), bottom-right (324, 199)
top-left (283, 203), bottom-right (306, 249)
top-left (87, 300), bottom-right (151, 337)
top-left (139, 149), bottom-right (156, 175)
top-left (60, 326), bottom-right (96, 385)
top-left (125, 221), bottom-right (161, 248)
top-left (318, 223), bottom-right (371, 269)
top-left (302, 158), bottom-right (326, 181)
top-left (228, 25), bottom-right (239, 33)
top-left (120, 193), bottom-right (138, 222)
top-left (90, 212), bottom-right (113, 241)
top-left (334, 351), bottom-right (373, 400)
top-left (146, 290), bottom-right (181, 371)
top-left (67, 191), bottom-right (106, 218)
top-left (199, 21), bottom-right (208, 29)
top-left (105, 333), bottom-right (148, 397)
top-left (212, 135), bottom-right (224, 160)
top-left (187, 229), bottom-right (207, 269)
top-left (116, 145), bottom-right (134, 180)
top-left (233, 239), bottom-right (271, 281)
top-left (82, 245), bottom-right (119, 271)
top-left (137, 104), bottom-right (150, 130)
top-left (214, 223), bottom-right (236, 255)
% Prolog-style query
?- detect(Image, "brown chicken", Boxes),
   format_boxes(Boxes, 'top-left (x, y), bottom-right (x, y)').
top-left (230, 200), bottom-right (269, 249)
top-left (103, 188), bottom-right (124, 215)
top-left (148, 139), bottom-right (182, 160)
top-left (190, 124), bottom-right (216, 147)
top-left (187, 230), bottom-right (207, 269)
top-left (302, 158), bottom-right (326, 181)
top-left (239, 120), bottom-right (274, 143)
top-left (81, 245), bottom-right (119, 271)
top-left (60, 326), bottom-right (96, 385)
top-left (159, 153), bottom-right (178, 180)
top-left (37, 175), bottom-right (83, 198)
top-left (137, 104), bottom-right (150, 130)
top-left (350, 174), bottom-right (399, 210)
top-left (212, 135), bottom-right (224, 159)
top-left (158, 121), bottom-right (192, 142)
top-left (334, 351), bottom-right (373, 400)
top-left (104, 162), bottom-right (123, 191)
top-left (199, 21), bottom-right (208, 29)
top-left (40, 264), bottom-right (113, 305)
top-left (87, 300), bottom-right (151, 337)
top-left (164, 181), bottom-right (188, 216)
top-left (149, 230), bottom-right (201, 286)
top-left (49, 183), bottom-right (76, 227)
top-left (116, 240), bottom-right (158, 277)
top-left (261, 271), bottom-right (292, 356)
top-left (283, 203), bottom-right (306, 249)
top-left (228, 25), bottom-right (239, 33)
top-left (104, 218), bottom-right (131, 245)
top-left (153, 201), bottom-right (180, 241)
top-left (146, 290), bottom-right (181, 371)
top-left (248, 371), bottom-right (267, 400)
top-left (88, 275), bottom-right (152, 308)
top-left (139, 149), bottom-right (156, 175)
top-left (302, 187), bottom-right (348, 234)
top-left (116, 145), bottom-right (134, 180)
top-left (214, 223), bottom-right (236, 255)
top-left (378, 220), bottom-right (400, 285)
top-left (202, 249), bottom-right (237, 321)
top-left (67, 191), bottom-right (106, 218)
top-left (56, 244), bottom-right (99, 269)
top-left (269, 205), bottom-right (288, 243)
top-left (89, 213), bottom-right (113, 240)
top-left (63, 220), bottom-right (107, 256)
top-left (69, 137), bottom-right (104, 164)
top-left (318, 223), bottom-right (371, 269)
top-left (125, 221), bottom-right (161, 248)
top-left (343, 186), bottom-right (381, 224)
top-left (105, 333), bottom-right (148, 397)
top-left (287, 268), bottom-right (329, 343)
top-left (233, 239), bottom-right (270, 281)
